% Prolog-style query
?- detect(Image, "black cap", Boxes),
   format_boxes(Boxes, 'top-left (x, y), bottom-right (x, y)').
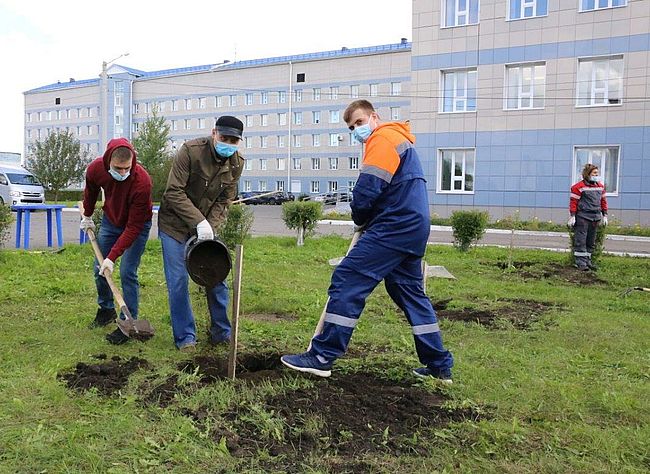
top-left (215, 116), bottom-right (244, 139)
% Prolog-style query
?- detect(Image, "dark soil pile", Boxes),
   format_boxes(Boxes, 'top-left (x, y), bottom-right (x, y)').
top-left (502, 261), bottom-right (607, 285)
top-left (59, 355), bottom-right (148, 396)
top-left (178, 352), bottom-right (284, 383)
top-left (437, 298), bottom-right (559, 329)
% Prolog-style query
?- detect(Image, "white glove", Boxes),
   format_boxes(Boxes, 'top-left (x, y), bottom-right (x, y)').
top-left (602, 215), bottom-right (608, 226)
top-left (99, 258), bottom-right (114, 277)
top-left (80, 215), bottom-right (95, 232)
top-left (567, 216), bottom-right (576, 228)
top-left (196, 219), bottom-right (214, 241)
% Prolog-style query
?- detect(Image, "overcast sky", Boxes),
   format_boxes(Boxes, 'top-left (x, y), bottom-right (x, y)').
top-left (0, 0), bottom-right (412, 155)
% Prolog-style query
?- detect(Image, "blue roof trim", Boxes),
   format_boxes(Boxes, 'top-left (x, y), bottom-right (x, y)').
top-left (25, 42), bottom-right (412, 93)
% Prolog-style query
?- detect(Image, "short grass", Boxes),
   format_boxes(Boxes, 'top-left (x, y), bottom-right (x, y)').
top-left (0, 237), bottom-right (648, 473)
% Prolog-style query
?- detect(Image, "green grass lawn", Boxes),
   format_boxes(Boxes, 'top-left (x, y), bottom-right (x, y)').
top-left (0, 237), bottom-right (648, 473)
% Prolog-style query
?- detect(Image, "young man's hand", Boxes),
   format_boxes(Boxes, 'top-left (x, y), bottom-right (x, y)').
top-left (196, 219), bottom-right (214, 241)
top-left (80, 215), bottom-right (95, 231)
top-left (99, 258), bottom-right (114, 277)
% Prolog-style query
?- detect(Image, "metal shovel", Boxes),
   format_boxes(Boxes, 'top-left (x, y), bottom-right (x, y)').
top-left (619, 286), bottom-right (650, 298)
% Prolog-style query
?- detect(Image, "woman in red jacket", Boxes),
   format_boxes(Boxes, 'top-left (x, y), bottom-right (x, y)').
top-left (568, 163), bottom-right (608, 271)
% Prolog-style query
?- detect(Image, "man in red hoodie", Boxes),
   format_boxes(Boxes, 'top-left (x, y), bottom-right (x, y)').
top-left (80, 138), bottom-right (153, 344)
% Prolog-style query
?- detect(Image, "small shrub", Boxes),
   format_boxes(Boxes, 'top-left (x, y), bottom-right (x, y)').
top-left (0, 204), bottom-right (14, 247)
top-left (218, 204), bottom-right (254, 250)
top-left (91, 207), bottom-right (104, 236)
top-left (450, 210), bottom-right (489, 252)
top-left (45, 189), bottom-right (83, 202)
top-left (282, 201), bottom-right (323, 246)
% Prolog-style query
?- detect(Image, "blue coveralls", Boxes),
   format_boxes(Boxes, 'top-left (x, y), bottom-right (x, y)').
top-left (310, 122), bottom-right (454, 375)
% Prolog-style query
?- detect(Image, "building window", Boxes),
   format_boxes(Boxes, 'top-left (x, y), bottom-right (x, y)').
top-left (115, 115), bottom-right (121, 126)
top-left (245, 137), bottom-right (252, 149)
top-left (349, 156), bottom-right (359, 170)
top-left (442, 69), bottom-right (477, 112)
top-left (580, 0), bottom-right (626, 11)
top-left (577, 56), bottom-right (623, 107)
top-left (261, 136), bottom-right (268, 148)
top-left (574, 146), bottom-right (619, 194)
top-left (172, 100), bottom-right (178, 111)
top-left (277, 158), bottom-right (286, 171)
top-left (47, 111), bottom-right (52, 120)
top-left (261, 92), bottom-right (268, 104)
top-left (311, 181), bottom-right (320, 193)
top-left (330, 86), bottom-right (339, 100)
top-left (505, 62), bottom-right (546, 109)
top-left (76, 126), bottom-right (81, 136)
top-left (87, 107), bottom-right (93, 118)
top-left (87, 125), bottom-right (93, 135)
top-left (312, 158), bottom-right (320, 170)
top-left (369, 83), bottom-right (378, 97)
top-left (278, 135), bottom-right (285, 148)
top-left (293, 158), bottom-right (301, 170)
top-left (198, 118), bottom-right (206, 129)
top-left (295, 89), bottom-right (302, 102)
top-left (293, 135), bottom-right (301, 147)
top-left (27, 129), bottom-right (31, 139)
top-left (443, 0), bottom-right (479, 27)
top-left (390, 107), bottom-right (400, 121)
top-left (260, 159), bottom-right (267, 171)
top-left (351, 85), bottom-right (359, 99)
top-left (329, 157), bottom-right (339, 170)
top-left (245, 93), bottom-right (253, 105)
top-left (509, 0), bottom-right (547, 19)
top-left (133, 104), bottom-right (140, 114)
top-left (171, 120), bottom-right (178, 131)
top-left (312, 134), bottom-right (320, 147)
top-left (245, 160), bottom-right (252, 171)
top-left (390, 82), bottom-right (401, 96)
top-left (261, 114), bottom-right (268, 126)
top-left (313, 111), bottom-right (321, 124)
top-left (26, 112), bottom-right (32, 123)
top-left (132, 123), bottom-right (140, 133)
top-left (330, 110), bottom-right (340, 123)
top-left (229, 95), bottom-right (237, 107)
top-left (279, 91), bottom-right (286, 103)
top-left (185, 98), bottom-right (192, 110)
top-left (313, 88), bottom-right (321, 101)
top-left (245, 115), bottom-right (253, 127)
top-left (276, 180), bottom-right (285, 191)
top-left (277, 113), bottom-right (286, 126)
top-left (348, 180), bottom-right (356, 191)
top-left (293, 112), bottom-right (302, 125)
top-left (328, 181), bottom-right (338, 192)
top-left (198, 97), bottom-right (206, 109)
top-left (243, 180), bottom-right (251, 191)
top-left (438, 149), bottom-right (475, 193)
top-left (184, 119), bottom-right (191, 130)
top-left (329, 133), bottom-right (340, 147)
top-left (216, 96), bottom-right (223, 108)
top-left (259, 181), bottom-right (267, 191)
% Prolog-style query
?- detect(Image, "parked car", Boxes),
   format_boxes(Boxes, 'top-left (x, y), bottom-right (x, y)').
top-left (237, 191), bottom-right (294, 205)
top-left (314, 192), bottom-right (352, 205)
top-left (0, 165), bottom-right (45, 206)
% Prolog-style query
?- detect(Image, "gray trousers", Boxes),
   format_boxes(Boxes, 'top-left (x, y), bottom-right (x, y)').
top-left (574, 215), bottom-right (599, 267)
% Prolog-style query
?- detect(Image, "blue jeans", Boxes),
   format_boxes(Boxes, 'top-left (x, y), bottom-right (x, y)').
top-left (94, 216), bottom-right (152, 319)
top-left (159, 230), bottom-right (230, 348)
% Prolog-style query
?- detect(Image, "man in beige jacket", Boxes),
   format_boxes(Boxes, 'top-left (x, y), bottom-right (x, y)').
top-left (158, 116), bottom-right (244, 351)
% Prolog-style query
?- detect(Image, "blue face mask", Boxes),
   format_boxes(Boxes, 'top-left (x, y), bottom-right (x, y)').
top-left (216, 141), bottom-right (238, 158)
top-left (352, 115), bottom-right (376, 143)
top-left (109, 168), bottom-right (130, 181)
top-left (589, 176), bottom-right (602, 183)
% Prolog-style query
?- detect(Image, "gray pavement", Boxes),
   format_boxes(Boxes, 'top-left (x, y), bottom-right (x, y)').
top-left (4, 205), bottom-right (650, 257)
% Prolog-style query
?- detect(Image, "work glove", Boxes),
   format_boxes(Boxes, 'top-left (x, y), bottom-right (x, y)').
top-left (99, 258), bottom-right (114, 278)
top-left (601, 215), bottom-right (608, 227)
top-left (196, 219), bottom-right (214, 241)
top-left (80, 215), bottom-right (95, 232)
top-left (567, 216), bottom-right (576, 228)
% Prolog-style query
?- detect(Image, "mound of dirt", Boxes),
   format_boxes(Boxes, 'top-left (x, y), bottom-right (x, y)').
top-left (219, 372), bottom-right (482, 461)
top-left (59, 356), bottom-right (148, 396)
top-left (437, 298), bottom-right (559, 329)
top-left (178, 352), bottom-right (284, 383)
top-left (509, 262), bottom-right (607, 285)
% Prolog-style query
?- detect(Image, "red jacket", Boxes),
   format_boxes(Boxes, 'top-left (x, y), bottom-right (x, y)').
top-left (569, 179), bottom-right (608, 220)
top-left (82, 138), bottom-right (153, 262)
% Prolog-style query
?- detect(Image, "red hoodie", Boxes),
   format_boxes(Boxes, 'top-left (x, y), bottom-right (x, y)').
top-left (82, 138), bottom-right (153, 262)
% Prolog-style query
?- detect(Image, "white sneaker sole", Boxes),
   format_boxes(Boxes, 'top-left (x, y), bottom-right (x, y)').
top-left (281, 357), bottom-right (331, 377)
top-left (412, 369), bottom-right (453, 385)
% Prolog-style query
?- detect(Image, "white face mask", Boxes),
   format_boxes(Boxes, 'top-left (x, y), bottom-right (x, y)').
top-left (109, 168), bottom-right (130, 181)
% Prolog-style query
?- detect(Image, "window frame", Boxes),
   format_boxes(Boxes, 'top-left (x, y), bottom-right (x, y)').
top-left (575, 55), bottom-right (625, 108)
top-left (440, 68), bottom-right (478, 113)
top-left (579, 0), bottom-right (627, 12)
top-left (507, 0), bottom-right (548, 21)
top-left (441, 0), bottom-right (480, 28)
top-left (503, 61), bottom-right (546, 110)
top-left (572, 145), bottom-right (620, 196)
top-left (436, 148), bottom-right (476, 194)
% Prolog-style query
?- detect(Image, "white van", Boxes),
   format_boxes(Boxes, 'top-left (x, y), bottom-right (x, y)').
top-left (0, 165), bottom-right (45, 206)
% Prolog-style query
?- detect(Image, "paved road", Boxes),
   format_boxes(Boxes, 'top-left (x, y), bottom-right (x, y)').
top-left (4, 205), bottom-right (650, 257)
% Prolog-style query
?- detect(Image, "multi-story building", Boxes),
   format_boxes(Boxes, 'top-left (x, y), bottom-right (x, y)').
top-left (412, 0), bottom-right (650, 224)
top-left (24, 41), bottom-right (411, 197)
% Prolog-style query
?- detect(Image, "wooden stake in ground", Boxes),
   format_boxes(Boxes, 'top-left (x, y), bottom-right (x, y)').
top-left (227, 244), bottom-right (244, 380)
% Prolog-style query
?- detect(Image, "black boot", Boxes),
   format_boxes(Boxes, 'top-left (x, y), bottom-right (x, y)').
top-left (106, 328), bottom-right (129, 345)
top-left (90, 308), bottom-right (117, 328)
top-left (587, 261), bottom-right (599, 271)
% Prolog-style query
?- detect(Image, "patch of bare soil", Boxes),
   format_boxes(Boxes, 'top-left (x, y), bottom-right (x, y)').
top-left (178, 352), bottom-right (285, 383)
top-left (505, 262), bottom-right (607, 285)
top-left (58, 355), bottom-right (149, 396)
top-left (218, 372), bottom-right (482, 470)
top-left (437, 298), bottom-right (559, 330)
top-left (243, 313), bottom-right (297, 322)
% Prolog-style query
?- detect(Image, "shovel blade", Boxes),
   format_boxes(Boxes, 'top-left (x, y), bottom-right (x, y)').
top-left (117, 317), bottom-right (155, 341)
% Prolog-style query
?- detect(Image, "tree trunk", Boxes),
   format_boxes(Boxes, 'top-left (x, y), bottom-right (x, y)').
top-left (297, 227), bottom-right (304, 246)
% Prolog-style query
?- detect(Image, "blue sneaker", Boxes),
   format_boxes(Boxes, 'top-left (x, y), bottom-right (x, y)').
top-left (412, 367), bottom-right (453, 384)
top-left (281, 352), bottom-right (332, 377)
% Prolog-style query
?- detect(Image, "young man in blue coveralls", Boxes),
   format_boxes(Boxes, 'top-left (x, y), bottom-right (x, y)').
top-left (281, 100), bottom-right (454, 382)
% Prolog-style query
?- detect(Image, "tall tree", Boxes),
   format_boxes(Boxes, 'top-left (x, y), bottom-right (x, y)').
top-left (132, 105), bottom-right (172, 200)
top-left (27, 130), bottom-right (90, 202)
